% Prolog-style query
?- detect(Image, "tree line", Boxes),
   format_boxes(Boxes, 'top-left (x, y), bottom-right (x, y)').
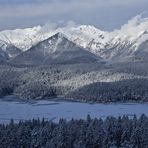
top-left (0, 114), bottom-right (148, 148)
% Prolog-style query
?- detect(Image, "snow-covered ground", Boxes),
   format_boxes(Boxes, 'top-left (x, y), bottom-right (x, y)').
top-left (0, 96), bottom-right (148, 124)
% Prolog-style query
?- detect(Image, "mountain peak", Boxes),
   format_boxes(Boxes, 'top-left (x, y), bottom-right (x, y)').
top-left (11, 32), bottom-right (100, 65)
top-left (50, 32), bottom-right (68, 41)
top-left (54, 32), bottom-right (66, 37)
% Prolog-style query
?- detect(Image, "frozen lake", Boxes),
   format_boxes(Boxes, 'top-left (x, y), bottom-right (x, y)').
top-left (0, 96), bottom-right (148, 123)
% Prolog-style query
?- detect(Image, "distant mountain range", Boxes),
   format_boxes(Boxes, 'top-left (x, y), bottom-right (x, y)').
top-left (0, 15), bottom-right (148, 64)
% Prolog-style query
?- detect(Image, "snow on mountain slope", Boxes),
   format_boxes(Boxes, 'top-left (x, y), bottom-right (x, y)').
top-left (59, 25), bottom-right (109, 54)
top-left (62, 15), bottom-right (148, 60)
top-left (0, 26), bottom-right (40, 51)
top-left (102, 15), bottom-right (148, 60)
top-left (0, 23), bottom-right (109, 53)
top-left (11, 33), bottom-right (100, 65)
top-left (111, 15), bottom-right (148, 47)
top-left (0, 26), bottom-right (56, 51)
top-left (0, 15), bottom-right (148, 60)
top-left (0, 40), bottom-right (22, 59)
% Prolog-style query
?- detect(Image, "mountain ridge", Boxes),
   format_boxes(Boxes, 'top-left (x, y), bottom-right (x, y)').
top-left (0, 15), bottom-right (148, 61)
top-left (11, 33), bottom-right (101, 65)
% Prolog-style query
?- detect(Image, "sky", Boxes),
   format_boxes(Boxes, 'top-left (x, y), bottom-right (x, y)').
top-left (0, 0), bottom-right (148, 31)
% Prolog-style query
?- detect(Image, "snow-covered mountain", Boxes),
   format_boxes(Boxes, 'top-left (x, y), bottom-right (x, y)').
top-left (0, 26), bottom-right (56, 51)
top-left (0, 15), bottom-right (148, 60)
top-left (11, 33), bottom-right (100, 65)
top-left (62, 15), bottom-right (148, 60)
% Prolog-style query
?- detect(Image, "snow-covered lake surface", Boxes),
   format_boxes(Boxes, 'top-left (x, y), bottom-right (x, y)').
top-left (0, 96), bottom-right (148, 124)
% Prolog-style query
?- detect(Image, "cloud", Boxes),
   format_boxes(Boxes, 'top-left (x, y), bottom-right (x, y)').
top-left (39, 20), bottom-right (78, 34)
top-left (39, 21), bottom-right (58, 34)
top-left (117, 14), bottom-right (148, 37)
top-left (65, 21), bottom-right (78, 28)
top-left (0, 0), bottom-right (147, 30)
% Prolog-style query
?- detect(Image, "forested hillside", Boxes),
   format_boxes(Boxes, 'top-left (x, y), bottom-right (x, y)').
top-left (1, 60), bottom-right (148, 102)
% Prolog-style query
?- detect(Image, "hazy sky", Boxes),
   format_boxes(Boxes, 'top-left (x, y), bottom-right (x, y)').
top-left (0, 0), bottom-right (148, 31)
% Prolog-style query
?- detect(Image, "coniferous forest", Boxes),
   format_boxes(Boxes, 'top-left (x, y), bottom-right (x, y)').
top-left (0, 115), bottom-right (148, 148)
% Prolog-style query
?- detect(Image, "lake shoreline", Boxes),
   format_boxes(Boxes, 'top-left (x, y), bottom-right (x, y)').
top-left (1, 95), bottom-right (148, 105)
